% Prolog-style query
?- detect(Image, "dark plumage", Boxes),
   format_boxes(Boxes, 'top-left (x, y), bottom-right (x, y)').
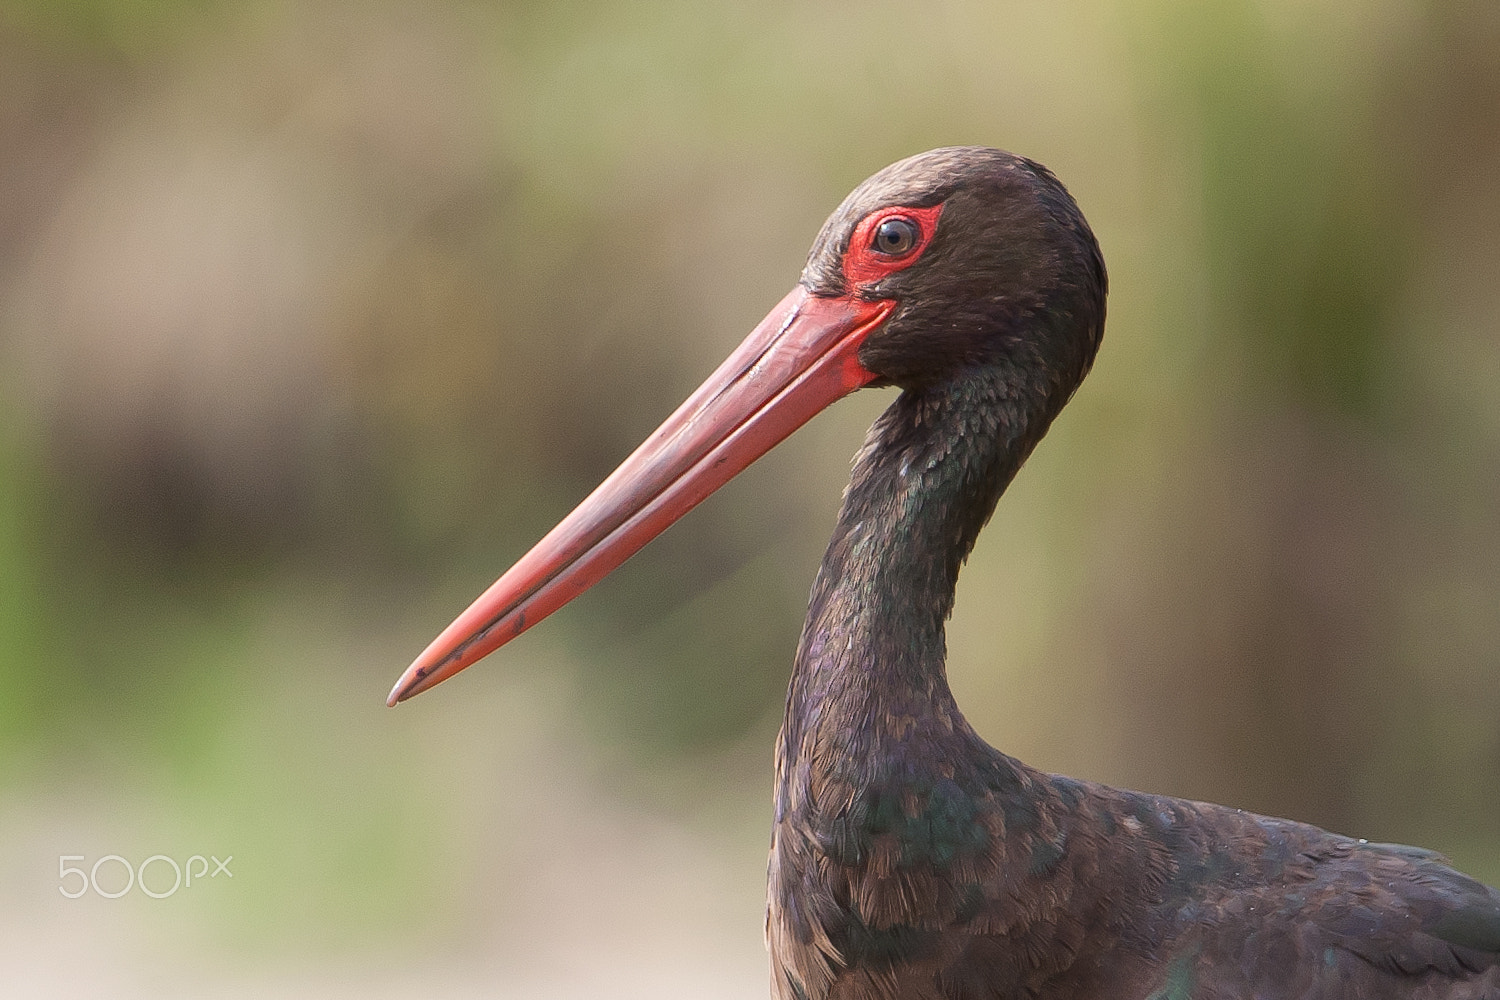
top-left (767, 148), bottom-right (1500, 1000)
top-left (391, 147), bottom-right (1500, 999)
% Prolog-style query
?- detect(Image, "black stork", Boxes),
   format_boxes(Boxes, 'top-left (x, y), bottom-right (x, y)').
top-left (388, 147), bottom-right (1500, 999)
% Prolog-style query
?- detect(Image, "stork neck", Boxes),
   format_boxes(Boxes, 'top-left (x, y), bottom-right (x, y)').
top-left (784, 368), bottom-right (1049, 751)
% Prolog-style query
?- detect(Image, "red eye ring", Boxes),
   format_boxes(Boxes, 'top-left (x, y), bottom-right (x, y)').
top-left (842, 203), bottom-right (944, 290)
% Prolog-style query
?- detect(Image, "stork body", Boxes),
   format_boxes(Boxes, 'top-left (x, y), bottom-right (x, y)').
top-left (766, 379), bottom-right (1500, 997)
top-left (390, 148), bottom-right (1500, 999)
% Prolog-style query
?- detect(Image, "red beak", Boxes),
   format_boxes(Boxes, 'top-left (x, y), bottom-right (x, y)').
top-left (387, 286), bottom-right (893, 705)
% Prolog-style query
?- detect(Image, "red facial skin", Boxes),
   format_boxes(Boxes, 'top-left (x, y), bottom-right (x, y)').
top-left (842, 203), bottom-right (944, 287)
top-left (388, 203), bottom-right (944, 705)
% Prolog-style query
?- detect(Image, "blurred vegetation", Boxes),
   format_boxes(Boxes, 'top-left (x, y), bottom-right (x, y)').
top-left (0, 0), bottom-right (1497, 994)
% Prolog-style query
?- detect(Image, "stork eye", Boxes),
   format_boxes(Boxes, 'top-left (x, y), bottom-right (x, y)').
top-left (871, 216), bottom-right (920, 257)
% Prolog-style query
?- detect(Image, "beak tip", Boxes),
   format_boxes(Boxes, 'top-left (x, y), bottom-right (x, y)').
top-left (387, 653), bottom-right (450, 706)
top-left (386, 669), bottom-right (422, 707)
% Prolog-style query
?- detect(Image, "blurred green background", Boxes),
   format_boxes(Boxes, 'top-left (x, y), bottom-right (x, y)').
top-left (1, 0), bottom-right (1497, 995)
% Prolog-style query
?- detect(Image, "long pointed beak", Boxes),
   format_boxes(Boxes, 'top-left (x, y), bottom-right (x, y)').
top-left (387, 285), bottom-right (893, 705)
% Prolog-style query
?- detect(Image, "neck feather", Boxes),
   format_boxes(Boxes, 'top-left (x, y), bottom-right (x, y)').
top-left (781, 365), bottom-right (1056, 768)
